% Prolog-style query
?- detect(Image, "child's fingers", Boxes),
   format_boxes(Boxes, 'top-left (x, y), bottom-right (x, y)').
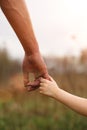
top-left (39, 90), bottom-right (42, 94)
top-left (49, 76), bottom-right (54, 81)
top-left (40, 78), bottom-right (49, 83)
top-left (40, 77), bottom-right (55, 86)
top-left (40, 76), bottom-right (54, 82)
top-left (40, 82), bottom-right (44, 86)
top-left (40, 82), bottom-right (47, 88)
top-left (39, 86), bottom-right (44, 93)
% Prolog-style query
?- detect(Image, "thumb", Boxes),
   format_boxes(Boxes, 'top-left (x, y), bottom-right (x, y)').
top-left (23, 71), bottom-right (29, 87)
top-left (49, 76), bottom-right (55, 82)
top-left (22, 55), bottom-right (30, 87)
top-left (22, 61), bottom-right (29, 87)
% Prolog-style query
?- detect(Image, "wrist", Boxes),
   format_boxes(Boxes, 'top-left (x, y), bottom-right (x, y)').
top-left (53, 87), bottom-right (62, 100)
top-left (25, 50), bottom-right (40, 56)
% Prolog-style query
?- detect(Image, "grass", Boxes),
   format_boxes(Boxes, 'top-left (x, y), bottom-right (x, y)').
top-left (0, 96), bottom-right (87, 130)
top-left (0, 72), bottom-right (87, 130)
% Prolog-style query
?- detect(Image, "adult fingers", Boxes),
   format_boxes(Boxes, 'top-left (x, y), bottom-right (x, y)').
top-left (27, 79), bottom-right (40, 87)
top-left (27, 85), bottom-right (39, 92)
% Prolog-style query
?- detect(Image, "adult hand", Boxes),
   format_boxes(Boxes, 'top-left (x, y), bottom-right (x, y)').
top-left (22, 52), bottom-right (50, 91)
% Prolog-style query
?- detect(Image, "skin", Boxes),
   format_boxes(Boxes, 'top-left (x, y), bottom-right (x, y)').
top-left (0, 0), bottom-right (50, 91)
top-left (0, 1), bottom-right (86, 116)
top-left (39, 77), bottom-right (87, 116)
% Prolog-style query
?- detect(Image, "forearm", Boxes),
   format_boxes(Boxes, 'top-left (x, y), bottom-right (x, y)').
top-left (54, 88), bottom-right (87, 116)
top-left (0, 0), bottom-right (39, 55)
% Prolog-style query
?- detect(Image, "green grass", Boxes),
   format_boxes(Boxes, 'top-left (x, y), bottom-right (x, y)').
top-left (0, 90), bottom-right (87, 130)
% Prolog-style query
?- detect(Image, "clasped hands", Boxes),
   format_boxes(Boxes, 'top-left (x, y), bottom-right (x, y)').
top-left (22, 52), bottom-right (50, 91)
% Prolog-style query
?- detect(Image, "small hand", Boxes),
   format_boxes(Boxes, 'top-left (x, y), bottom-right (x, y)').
top-left (39, 76), bottom-right (59, 97)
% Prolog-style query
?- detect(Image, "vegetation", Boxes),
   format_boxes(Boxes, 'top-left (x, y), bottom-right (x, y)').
top-left (0, 48), bottom-right (87, 130)
top-left (0, 48), bottom-right (21, 84)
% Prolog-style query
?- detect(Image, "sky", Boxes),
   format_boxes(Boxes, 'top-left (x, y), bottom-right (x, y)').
top-left (0, 0), bottom-right (87, 59)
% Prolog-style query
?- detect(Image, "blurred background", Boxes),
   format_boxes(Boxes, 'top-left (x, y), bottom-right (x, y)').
top-left (0, 0), bottom-right (87, 129)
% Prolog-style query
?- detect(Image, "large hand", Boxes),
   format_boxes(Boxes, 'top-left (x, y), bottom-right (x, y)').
top-left (0, 0), bottom-right (50, 91)
top-left (22, 52), bottom-right (50, 91)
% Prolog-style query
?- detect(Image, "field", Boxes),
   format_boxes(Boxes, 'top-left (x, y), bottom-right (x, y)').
top-left (0, 49), bottom-right (87, 130)
top-left (0, 72), bottom-right (87, 130)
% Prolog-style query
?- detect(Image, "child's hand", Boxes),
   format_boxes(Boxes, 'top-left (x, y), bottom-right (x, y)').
top-left (39, 76), bottom-right (59, 98)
